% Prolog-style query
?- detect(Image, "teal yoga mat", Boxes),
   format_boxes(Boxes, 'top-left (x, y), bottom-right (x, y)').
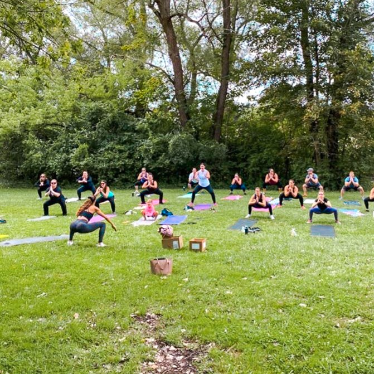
top-left (310, 225), bottom-right (336, 238)
top-left (228, 219), bottom-right (257, 230)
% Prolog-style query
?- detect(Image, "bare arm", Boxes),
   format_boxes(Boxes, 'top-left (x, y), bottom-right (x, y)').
top-left (95, 207), bottom-right (117, 230)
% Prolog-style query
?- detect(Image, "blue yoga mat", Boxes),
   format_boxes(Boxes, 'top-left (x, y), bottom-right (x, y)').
top-left (160, 215), bottom-right (187, 225)
top-left (0, 234), bottom-right (69, 247)
top-left (343, 200), bottom-right (361, 206)
top-left (310, 225), bottom-right (336, 238)
top-left (228, 219), bottom-right (257, 230)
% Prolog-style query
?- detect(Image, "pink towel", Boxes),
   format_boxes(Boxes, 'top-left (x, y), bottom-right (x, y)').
top-left (222, 195), bottom-right (243, 200)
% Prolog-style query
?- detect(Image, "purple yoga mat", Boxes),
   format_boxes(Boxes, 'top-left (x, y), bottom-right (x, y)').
top-left (194, 204), bottom-right (212, 211)
top-left (89, 214), bottom-right (116, 223)
top-left (160, 215), bottom-right (187, 225)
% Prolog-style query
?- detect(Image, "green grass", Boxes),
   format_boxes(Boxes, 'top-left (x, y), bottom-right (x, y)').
top-left (1, 187), bottom-right (374, 373)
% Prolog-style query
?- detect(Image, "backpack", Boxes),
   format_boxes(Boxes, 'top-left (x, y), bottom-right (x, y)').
top-left (161, 208), bottom-right (173, 216)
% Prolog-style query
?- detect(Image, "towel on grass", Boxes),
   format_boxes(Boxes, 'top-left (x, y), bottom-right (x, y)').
top-left (343, 200), bottom-right (361, 206)
top-left (339, 209), bottom-right (364, 217)
top-left (131, 215), bottom-right (162, 227)
top-left (222, 195), bottom-right (243, 201)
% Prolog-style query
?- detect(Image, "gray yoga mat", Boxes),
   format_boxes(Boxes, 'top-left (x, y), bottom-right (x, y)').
top-left (228, 219), bottom-right (257, 230)
top-left (0, 234), bottom-right (69, 247)
top-left (310, 225), bottom-right (336, 238)
top-left (27, 216), bottom-right (57, 222)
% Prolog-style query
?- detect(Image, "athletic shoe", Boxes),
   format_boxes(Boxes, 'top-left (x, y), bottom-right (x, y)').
top-left (67, 240), bottom-right (73, 246)
top-left (303, 194), bottom-right (307, 197)
top-left (37, 197), bottom-right (42, 200)
top-left (97, 242), bottom-right (107, 247)
top-left (362, 197), bottom-right (365, 201)
top-left (245, 214), bottom-right (251, 218)
top-left (366, 209), bottom-right (369, 212)
top-left (243, 192), bottom-right (247, 195)
top-left (270, 215), bottom-right (275, 220)
top-left (301, 206), bottom-right (306, 209)
top-left (306, 219), bottom-right (312, 223)
top-left (229, 192), bottom-right (233, 195)
top-left (335, 220), bottom-right (341, 224)
top-left (338, 197), bottom-right (343, 200)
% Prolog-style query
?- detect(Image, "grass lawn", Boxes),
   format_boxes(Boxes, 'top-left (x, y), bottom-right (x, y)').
top-left (1, 187), bottom-right (374, 373)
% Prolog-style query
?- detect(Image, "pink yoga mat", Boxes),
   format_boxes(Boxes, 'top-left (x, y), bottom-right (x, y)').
top-left (89, 214), bottom-right (116, 223)
top-left (222, 195), bottom-right (243, 200)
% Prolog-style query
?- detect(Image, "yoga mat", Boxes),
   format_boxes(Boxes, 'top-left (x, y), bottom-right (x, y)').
top-left (339, 209), bottom-right (364, 217)
top-left (160, 215), bottom-right (187, 225)
top-left (222, 195), bottom-right (243, 200)
top-left (228, 219), bottom-right (257, 230)
top-left (178, 193), bottom-right (199, 198)
top-left (194, 204), bottom-right (212, 211)
top-left (131, 215), bottom-right (162, 227)
top-left (89, 214), bottom-right (116, 223)
top-left (27, 216), bottom-right (57, 222)
top-left (343, 200), bottom-right (361, 206)
top-left (269, 198), bottom-right (280, 206)
top-left (65, 197), bottom-right (80, 203)
top-left (310, 225), bottom-right (336, 238)
top-left (304, 199), bottom-right (315, 204)
top-left (0, 234), bottom-right (69, 247)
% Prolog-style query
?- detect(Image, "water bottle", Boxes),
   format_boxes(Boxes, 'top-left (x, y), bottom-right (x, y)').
top-left (244, 226), bottom-right (249, 234)
top-left (291, 228), bottom-right (297, 236)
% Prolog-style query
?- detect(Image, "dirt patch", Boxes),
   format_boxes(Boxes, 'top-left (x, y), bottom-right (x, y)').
top-left (133, 312), bottom-right (212, 374)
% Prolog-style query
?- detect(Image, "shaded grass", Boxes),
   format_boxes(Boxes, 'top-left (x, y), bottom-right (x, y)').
top-left (1, 188), bottom-right (374, 373)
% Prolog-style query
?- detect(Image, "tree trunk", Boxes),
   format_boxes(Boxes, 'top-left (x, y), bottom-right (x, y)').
top-left (212, 0), bottom-right (235, 142)
top-left (149, 0), bottom-right (190, 127)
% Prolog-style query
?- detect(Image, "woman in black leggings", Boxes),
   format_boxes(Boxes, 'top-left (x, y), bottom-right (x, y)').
top-left (68, 196), bottom-right (117, 247)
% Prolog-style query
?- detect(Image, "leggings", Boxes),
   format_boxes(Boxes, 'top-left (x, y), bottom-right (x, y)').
top-left (279, 193), bottom-right (304, 206)
top-left (262, 181), bottom-right (282, 189)
top-left (140, 188), bottom-right (163, 204)
top-left (77, 185), bottom-right (96, 199)
top-left (95, 196), bottom-right (115, 213)
top-left (309, 207), bottom-right (338, 221)
top-left (69, 219), bottom-right (106, 242)
top-left (37, 186), bottom-right (49, 198)
top-left (43, 199), bottom-right (67, 216)
top-left (364, 197), bottom-right (374, 210)
top-left (248, 202), bottom-right (273, 215)
top-left (191, 184), bottom-right (216, 204)
top-left (230, 183), bottom-right (246, 192)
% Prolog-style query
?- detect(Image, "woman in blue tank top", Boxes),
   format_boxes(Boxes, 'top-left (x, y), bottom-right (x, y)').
top-left (188, 163), bottom-right (217, 208)
top-left (68, 196), bottom-right (117, 247)
top-left (95, 180), bottom-right (116, 213)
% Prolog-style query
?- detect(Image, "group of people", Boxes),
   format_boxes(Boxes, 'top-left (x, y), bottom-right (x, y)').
top-left (32, 166), bottom-right (372, 246)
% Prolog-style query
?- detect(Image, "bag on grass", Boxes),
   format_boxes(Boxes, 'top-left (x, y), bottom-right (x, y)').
top-left (161, 208), bottom-right (173, 216)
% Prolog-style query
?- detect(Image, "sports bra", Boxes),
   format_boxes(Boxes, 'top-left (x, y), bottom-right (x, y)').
top-left (80, 210), bottom-right (94, 220)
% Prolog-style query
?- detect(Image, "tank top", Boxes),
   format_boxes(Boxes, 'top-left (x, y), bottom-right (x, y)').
top-left (198, 170), bottom-right (210, 188)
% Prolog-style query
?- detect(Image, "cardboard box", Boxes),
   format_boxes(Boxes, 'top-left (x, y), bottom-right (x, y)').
top-left (162, 236), bottom-right (184, 250)
top-left (189, 238), bottom-right (207, 252)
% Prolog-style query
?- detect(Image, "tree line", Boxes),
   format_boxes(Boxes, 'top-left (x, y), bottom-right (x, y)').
top-left (0, 0), bottom-right (373, 189)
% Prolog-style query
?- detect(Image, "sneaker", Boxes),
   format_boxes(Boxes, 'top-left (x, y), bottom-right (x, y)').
top-left (338, 197), bottom-right (343, 200)
top-left (245, 214), bottom-right (251, 218)
top-left (37, 197), bottom-right (42, 200)
top-left (301, 206), bottom-right (306, 210)
top-left (366, 209), bottom-right (369, 212)
top-left (362, 197), bottom-right (365, 201)
top-left (270, 215), bottom-right (275, 220)
top-left (303, 194), bottom-right (307, 197)
top-left (306, 219), bottom-right (312, 223)
top-left (243, 192), bottom-right (247, 195)
top-left (278, 205), bottom-right (283, 208)
top-left (335, 220), bottom-right (341, 224)
top-left (97, 242), bottom-right (107, 247)
top-left (67, 240), bottom-right (73, 246)
top-left (213, 203), bottom-right (218, 207)
top-left (229, 191), bottom-right (233, 195)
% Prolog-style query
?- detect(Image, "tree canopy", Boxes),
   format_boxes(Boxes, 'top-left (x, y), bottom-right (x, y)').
top-left (0, 0), bottom-right (373, 188)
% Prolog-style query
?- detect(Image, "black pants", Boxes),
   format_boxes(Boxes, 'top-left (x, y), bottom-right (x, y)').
top-left (43, 198), bottom-right (67, 216)
top-left (248, 202), bottom-right (273, 215)
top-left (364, 197), bottom-right (374, 210)
top-left (69, 219), bottom-right (106, 242)
top-left (95, 196), bottom-right (115, 213)
top-left (37, 186), bottom-right (49, 198)
top-left (191, 184), bottom-right (216, 204)
top-left (77, 185), bottom-right (96, 199)
top-left (279, 193), bottom-right (304, 206)
top-left (140, 188), bottom-right (163, 204)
